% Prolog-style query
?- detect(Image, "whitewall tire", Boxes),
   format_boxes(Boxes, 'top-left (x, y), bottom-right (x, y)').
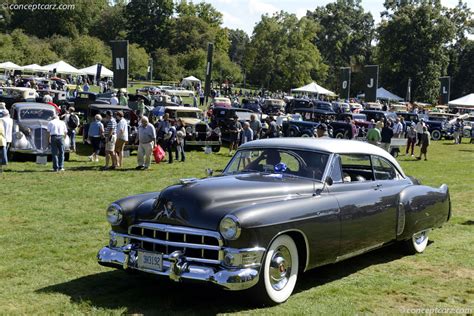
top-left (256, 234), bottom-right (299, 305)
top-left (404, 230), bottom-right (429, 254)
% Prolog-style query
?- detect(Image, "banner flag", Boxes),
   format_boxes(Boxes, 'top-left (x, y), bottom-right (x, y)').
top-left (111, 40), bottom-right (128, 88)
top-left (364, 65), bottom-right (379, 102)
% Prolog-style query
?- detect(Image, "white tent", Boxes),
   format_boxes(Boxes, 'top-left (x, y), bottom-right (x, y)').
top-left (291, 82), bottom-right (336, 96)
top-left (448, 93), bottom-right (474, 108)
top-left (0, 61), bottom-right (22, 70)
top-left (42, 60), bottom-right (82, 75)
top-left (78, 64), bottom-right (114, 78)
top-left (181, 75), bottom-right (201, 87)
top-left (21, 63), bottom-right (48, 72)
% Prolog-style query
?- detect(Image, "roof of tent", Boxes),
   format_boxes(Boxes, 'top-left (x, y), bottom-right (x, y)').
top-left (357, 87), bottom-right (404, 101)
top-left (78, 64), bottom-right (114, 77)
top-left (182, 75), bottom-right (201, 82)
top-left (42, 60), bottom-right (82, 75)
top-left (291, 82), bottom-right (336, 96)
top-left (21, 64), bottom-right (48, 72)
top-left (0, 61), bottom-right (22, 70)
top-left (448, 93), bottom-right (474, 108)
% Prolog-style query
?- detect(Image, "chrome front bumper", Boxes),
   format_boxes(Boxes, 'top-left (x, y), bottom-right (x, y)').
top-left (98, 245), bottom-right (263, 291)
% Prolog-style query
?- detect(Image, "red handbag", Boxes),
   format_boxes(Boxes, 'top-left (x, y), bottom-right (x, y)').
top-left (153, 145), bottom-right (165, 164)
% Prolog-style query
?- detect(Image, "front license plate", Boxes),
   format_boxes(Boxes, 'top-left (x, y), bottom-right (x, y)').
top-left (137, 251), bottom-right (163, 271)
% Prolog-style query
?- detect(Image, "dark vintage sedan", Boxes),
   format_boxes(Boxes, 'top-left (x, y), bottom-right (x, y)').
top-left (98, 138), bottom-right (451, 304)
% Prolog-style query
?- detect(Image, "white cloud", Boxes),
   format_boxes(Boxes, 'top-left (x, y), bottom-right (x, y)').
top-left (248, 0), bottom-right (278, 15)
top-left (221, 10), bottom-right (242, 25)
top-left (295, 8), bottom-right (307, 18)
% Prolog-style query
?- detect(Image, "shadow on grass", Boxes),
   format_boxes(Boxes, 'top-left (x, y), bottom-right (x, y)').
top-left (459, 149), bottom-right (474, 153)
top-left (37, 243), bottom-right (410, 313)
top-left (461, 220), bottom-right (474, 225)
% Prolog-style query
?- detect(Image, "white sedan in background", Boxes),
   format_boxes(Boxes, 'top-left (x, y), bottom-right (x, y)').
top-left (163, 86), bottom-right (195, 97)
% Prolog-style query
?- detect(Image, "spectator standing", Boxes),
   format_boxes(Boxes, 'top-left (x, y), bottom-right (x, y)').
top-left (88, 114), bottom-right (104, 162)
top-left (415, 119), bottom-right (425, 146)
top-left (457, 119), bottom-right (464, 144)
top-left (249, 114), bottom-right (262, 140)
top-left (228, 115), bottom-right (242, 155)
top-left (241, 122), bottom-right (254, 145)
top-left (199, 89), bottom-right (205, 106)
top-left (417, 126), bottom-right (430, 161)
top-left (166, 120), bottom-right (177, 164)
top-left (400, 116), bottom-right (406, 138)
top-left (119, 91), bottom-right (128, 106)
top-left (156, 113), bottom-right (170, 147)
top-left (264, 116), bottom-right (279, 138)
top-left (136, 98), bottom-right (145, 117)
top-left (405, 123), bottom-right (417, 157)
top-left (0, 119), bottom-right (6, 172)
top-left (136, 116), bottom-right (156, 170)
top-left (381, 121), bottom-right (394, 152)
top-left (175, 119), bottom-right (186, 162)
top-left (1, 109), bottom-right (13, 151)
top-left (103, 111), bottom-right (117, 170)
top-left (47, 115), bottom-right (68, 172)
top-left (63, 107), bottom-right (79, 152)
top-left (83, 82), bottom-right (90, 92)
top-left (110, 93), bottom-right (119, 105)
top-left (315, 123), bottom-right (330, 138)
top-left (193, 95), bottom-right (198, 108)
top-left (115, 111), bottom-right (128, 168)
top-left (392, 117), bottom-right (403, 138)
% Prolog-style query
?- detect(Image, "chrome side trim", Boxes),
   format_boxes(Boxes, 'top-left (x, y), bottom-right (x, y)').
top-left (335, 242), bottom-right (384, 262)
top-left (397, 202), bottom-right (405, 236)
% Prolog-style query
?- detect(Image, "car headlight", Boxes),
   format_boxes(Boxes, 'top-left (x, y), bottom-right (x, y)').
top-left (213, 127), bottom-right (221, 136)
top-left (106, 203), bottom-right (123, 225)
top-left (185, 126), bottom-right (193, 134)
top-left (219, 215), bottom-right (241, 240)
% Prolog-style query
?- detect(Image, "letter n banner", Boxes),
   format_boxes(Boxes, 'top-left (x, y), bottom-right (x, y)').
top-left (364, 65), bottom-right (379, 102)
top-left (111, 40), bottom-right (129, 89)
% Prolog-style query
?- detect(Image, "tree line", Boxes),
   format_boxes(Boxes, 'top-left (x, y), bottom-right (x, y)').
top-left (0, 0), bottom-right (472, 102)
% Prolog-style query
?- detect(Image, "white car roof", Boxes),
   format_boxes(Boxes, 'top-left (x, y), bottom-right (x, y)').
top-left (240, 138), bottom-right (405, 175)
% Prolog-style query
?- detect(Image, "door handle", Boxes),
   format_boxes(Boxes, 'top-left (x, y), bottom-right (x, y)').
top-left (372, 184), bottom-right (382, 190)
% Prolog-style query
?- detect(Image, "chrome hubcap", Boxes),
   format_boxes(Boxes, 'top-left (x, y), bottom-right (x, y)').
top-left (269, 246), bottom-right (292, 291)
top-left (413, 231), bottom-right (427, 245)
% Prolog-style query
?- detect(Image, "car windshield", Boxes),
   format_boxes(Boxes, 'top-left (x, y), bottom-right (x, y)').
top-left (224, 148), bottom-right (330, 181)
top-left (20, 108), bottom-right (54, 120)
top-left (176, 111), bottom-right (201, 119)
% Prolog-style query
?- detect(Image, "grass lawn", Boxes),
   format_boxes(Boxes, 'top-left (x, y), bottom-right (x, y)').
top-left (0, 139), bottom-right (473, 314)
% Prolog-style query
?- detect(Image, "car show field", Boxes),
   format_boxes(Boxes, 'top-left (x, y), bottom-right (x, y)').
top-left (0, 139), bottom-right (472, 314)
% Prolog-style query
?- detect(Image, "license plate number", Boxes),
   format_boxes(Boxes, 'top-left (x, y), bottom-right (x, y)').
top-left (137, 251), bottom-right (163, 271)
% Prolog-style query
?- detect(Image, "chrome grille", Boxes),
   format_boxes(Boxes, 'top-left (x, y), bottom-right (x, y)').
top-left (128, 223), bottom-right (223, 264)
top-left (34, 128), bottom-right (49, 150)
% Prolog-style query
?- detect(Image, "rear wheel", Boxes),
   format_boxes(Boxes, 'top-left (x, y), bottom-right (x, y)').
top-left (253, 235), bottom-right (299, 305)
top-left (403, 230), bottom-right (429, 254)
top-left (211, 145), bottom-right (220, 153)
top-left (334, 130), bottom-right (345, 139)
top-left (288, 128), bottom-right (298, 137)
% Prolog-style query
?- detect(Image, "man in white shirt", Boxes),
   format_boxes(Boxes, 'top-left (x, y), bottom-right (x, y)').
top-left (1, 109), bottom-right (13, 150)
top-left (110, 93), bottom-right (119, 105)
top-left (392, 117), bottom-right (403, 138)
top-left (415, 118), bottom-right (426, 146)
top-left (47, 115), bottom-right (68, 172)
top-left (114, 111), bottom-right (129, 168)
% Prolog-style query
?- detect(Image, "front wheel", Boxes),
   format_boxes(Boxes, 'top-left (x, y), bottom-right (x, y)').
top-left (403, 230), bottom-right (429, 254)
top-left (211, 145), bottom-right (220, 153)
top-left (431, 129), bottom-right (441, 141)
top-left (253, 235), bottom-right (299, 305)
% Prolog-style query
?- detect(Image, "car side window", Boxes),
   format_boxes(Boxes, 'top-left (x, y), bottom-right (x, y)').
top-left (371, 156), bottom-right (399, 180)
top-left (329, 155), bottom-right (343, 183)
top-left (340, 154), bottom-right (374, 182)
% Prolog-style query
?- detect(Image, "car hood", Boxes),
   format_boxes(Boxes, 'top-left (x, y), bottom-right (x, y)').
top-left (16, 120), bottom-right (49, 129)
top-left (139, 173), bottom-right (319, 231)
top-left (181, 118), bottom-right (202, 126)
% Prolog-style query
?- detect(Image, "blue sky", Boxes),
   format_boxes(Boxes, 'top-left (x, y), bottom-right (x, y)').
top-left (205, 0), bottom-right (471, 36)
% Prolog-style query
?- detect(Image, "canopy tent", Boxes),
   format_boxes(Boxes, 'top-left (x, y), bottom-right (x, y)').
top-left (21, 63), bottom-right (48, 72)
top-left (0, 61), bottom-right (22, 70)
top-left (357, 87), bottom-right (404, 102)
top-left (181, 75), bottom-right (201, 87)
top-left (42, 60), bottom-right (82, 75)
top-left (448, 93), bottom-right (474, 108)
top-left (291, 82), bottom-right (336, 96)
top-left (78, 64), bottom-right (114, 78)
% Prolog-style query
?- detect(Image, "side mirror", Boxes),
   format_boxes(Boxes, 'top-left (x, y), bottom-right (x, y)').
top-left (325, 176), bottom-right (333, 186)
top-left (205, 168), bottom-right (214, 177)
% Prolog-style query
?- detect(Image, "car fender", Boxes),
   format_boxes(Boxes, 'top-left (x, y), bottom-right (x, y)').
top-left (397, 184), bottom-right (450, 241)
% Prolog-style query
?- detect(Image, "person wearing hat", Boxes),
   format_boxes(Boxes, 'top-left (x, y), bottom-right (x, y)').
top-left (103, 110), bottom-right (117, 170)
top-left (315, 123), bottom-right (330, 138)
top-left (405, 123), bottom-right (417, 157)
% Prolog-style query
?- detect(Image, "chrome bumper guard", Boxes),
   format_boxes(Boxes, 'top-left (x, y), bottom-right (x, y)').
top-left (98, 241), bottom-right (265, 291)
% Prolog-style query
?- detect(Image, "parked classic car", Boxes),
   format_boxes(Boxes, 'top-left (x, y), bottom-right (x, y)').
top-left (9, 102), bottom-right (71, 159)
top-left (165, 106), bottom-right (221, 152)
top-left (210, 107), bottom-right (265, 141)
top-left (71, 91), bottom-right (111, 114)
top-left (396, 112), bottom-right (450, 141)
top-left (98, 138), bottom-right (450, 304)
top-left (0, 87), bottom-right (36, 109)
top-left (261, 99), bottom-right (286, 114)
top-left (162, 86), bottom-right (195, 97)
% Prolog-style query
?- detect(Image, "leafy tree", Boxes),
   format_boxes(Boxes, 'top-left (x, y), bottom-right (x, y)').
top-left (90, 0), bottom-right (128, 42)
top-left (168, 16), bottom-right (213, 54)
top-left (451, 40), bottom-right (474, 98)
top-left (245, 12), bottom-right (328, 91)
top-left (152, 48), bottom-right (184, 81)
top-left (125, 0), bottom-right (174, 52)
top-left (129, 43), bottom-right (149, 79)
top-left (307, 0), bottom-right (374, 93)
top-left (176, 0), bottom-right (223, 27)
top-left (67, 35), bottom-right (111, 68)
top-left (212, 51), bottom-right (242, 84)
top-left (7, 0), bottom-right (107, 38)
top-left (228, 29), bottom-right (249, 67)
top-left (177, 49), bottom-right (207, 79)
top-left (377, 2), bottom-right (455, 103)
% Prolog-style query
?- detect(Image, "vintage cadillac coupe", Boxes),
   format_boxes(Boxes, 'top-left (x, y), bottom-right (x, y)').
top-left (98, 138), bottom-right (451, 304)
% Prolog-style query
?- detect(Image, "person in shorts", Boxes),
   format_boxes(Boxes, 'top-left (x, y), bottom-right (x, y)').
top-left (115, 111), bottom-right (128, 168)
top-left (103, 111), bottom-right (117, 170)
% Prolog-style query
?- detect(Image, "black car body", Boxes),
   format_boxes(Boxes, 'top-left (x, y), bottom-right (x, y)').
top-left (396, 112), bottom-right (450, 141)
top-left (98, 138), bottom-right (451, 304)
top-left (210, 107), bottom-right (261, 141)
top-left (360, 110), bottom-right (398, 123)
top-left (241, 98), bottom-right (262, 113)
top-left (71, 91), bottom-right (111, 114)
top-left (261, 99), bottom-right (286, 115)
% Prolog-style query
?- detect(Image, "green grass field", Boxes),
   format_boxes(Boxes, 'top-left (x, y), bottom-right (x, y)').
top-left (0, 139), bottom-right (473, 314)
